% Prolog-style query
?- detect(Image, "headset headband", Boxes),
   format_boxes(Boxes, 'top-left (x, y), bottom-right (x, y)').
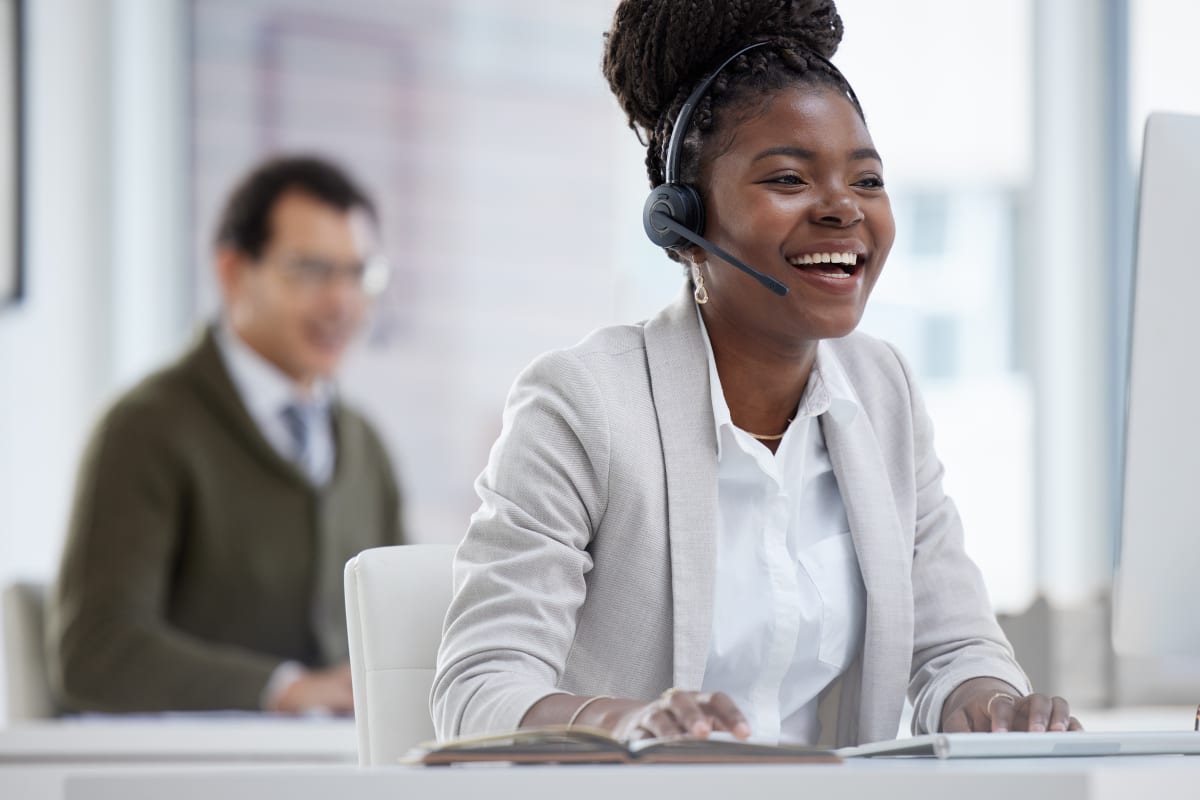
top-left (662, 42), bottom-right (768, 184)
top-left (661, 40), bottom-right (859, 185)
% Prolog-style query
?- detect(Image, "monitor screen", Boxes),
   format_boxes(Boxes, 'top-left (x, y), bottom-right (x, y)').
top-left (1112, 112), bottom-right (1200, 662)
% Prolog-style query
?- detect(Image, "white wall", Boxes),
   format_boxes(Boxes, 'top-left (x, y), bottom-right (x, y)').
top-left (0, 0), bottom-right (187, 724)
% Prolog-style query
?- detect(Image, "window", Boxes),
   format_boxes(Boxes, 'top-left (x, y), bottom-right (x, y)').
top-left (838, 0), bottom-right (1036, 611)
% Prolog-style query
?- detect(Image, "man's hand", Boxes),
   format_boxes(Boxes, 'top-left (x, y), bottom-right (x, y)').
top-left (269, 663), bottom-right (355, 715)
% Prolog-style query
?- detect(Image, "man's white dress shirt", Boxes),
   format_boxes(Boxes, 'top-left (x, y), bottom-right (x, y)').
top-left (216, 323), bottom-right (335, 486)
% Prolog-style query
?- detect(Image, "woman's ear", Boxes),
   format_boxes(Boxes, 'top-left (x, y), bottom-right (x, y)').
top-left (682, 245), bottom-right (709, 267)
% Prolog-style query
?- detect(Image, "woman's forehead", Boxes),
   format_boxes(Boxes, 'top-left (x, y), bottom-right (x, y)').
top-left (718, 86), bottom-right (878, 162)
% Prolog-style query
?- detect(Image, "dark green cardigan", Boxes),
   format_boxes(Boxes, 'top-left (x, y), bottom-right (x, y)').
top-left (47, 327), bottom-right (404, 712)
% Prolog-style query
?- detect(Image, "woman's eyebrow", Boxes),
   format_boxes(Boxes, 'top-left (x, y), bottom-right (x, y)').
top-left (752, 145), bottom-right (815, 162)
top-left (751, 145), bottom-right (884, 164)
top-left (850, 147), bottom-right (883, 164)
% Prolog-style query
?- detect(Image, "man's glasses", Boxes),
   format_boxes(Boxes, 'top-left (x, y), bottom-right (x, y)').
top-left (273, 254), bottom-right (392, 297)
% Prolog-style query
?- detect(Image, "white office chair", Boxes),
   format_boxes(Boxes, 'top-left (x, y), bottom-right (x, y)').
top-left (2, 580), bottom-right (59, 721)
top-left (344, 544), bottom-right (455, 766)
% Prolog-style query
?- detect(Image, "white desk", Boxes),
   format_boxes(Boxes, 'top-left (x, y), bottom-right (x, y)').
top-left (3, 708), bottom-right (1193, 800)
top-left (0, 716), bottom-right (357, 763)
top-left (60, 757), bottom-right (1200, 800)
top-left (0, 716), bottom-right (356, 800)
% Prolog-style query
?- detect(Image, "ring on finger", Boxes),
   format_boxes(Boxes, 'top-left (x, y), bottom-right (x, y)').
top-left (986, 691), bottom-right (1017, 717)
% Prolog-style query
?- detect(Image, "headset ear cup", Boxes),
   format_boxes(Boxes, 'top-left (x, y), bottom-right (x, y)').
top-left (643, 183), bottom-right (706, 251)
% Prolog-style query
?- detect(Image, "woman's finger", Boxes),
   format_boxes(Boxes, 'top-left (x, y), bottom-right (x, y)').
top-left (641, 707), bottom-right (687, 739)
top-left (663, 691), bottom-right (711, 737)
top-left (1020, 693), bottom-right (1054, 732)
top-left (1047, 696), bottom-right (1071, 732)
top-left (985, 692), bottom-right (1017, 732)
top-left (700, 691), bottom-right (751, 739)
top-left (626, 723), bottom-right (654, 741)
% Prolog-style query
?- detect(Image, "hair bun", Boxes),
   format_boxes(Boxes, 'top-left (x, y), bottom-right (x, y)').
top-left (603, 0), bottom-right (844, 133)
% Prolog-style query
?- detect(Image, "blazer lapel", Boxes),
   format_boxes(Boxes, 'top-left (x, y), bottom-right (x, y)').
top-left (644, 286), bottom-right (720, 690)
top-left (822, 407), bottom-right (913, 743)
top-left (185, 324), bottom-right (313, 487)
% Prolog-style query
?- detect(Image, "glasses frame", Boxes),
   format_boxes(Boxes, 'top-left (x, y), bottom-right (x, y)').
top-left (269, 252), bottom-right (392, 298)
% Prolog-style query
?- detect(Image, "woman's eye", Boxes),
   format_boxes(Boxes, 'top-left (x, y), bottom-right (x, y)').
top-left (769, 174), bottom-right (805, 186)
top-left (855, 175), bottom-right (885, 189)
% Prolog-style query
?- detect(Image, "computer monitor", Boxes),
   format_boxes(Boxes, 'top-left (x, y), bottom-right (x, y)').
top-left (1112, 111), bottom-right (1200, 661)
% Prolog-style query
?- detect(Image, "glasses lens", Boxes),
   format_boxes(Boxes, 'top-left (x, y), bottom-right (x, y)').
top-left (285, 257), bottom-right (334, 286)
top-left (361, 255), bottom-right (392, 297)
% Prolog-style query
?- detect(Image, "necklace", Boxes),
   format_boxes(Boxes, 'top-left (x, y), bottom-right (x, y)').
top-left (745, 418), bottom-right (794, 441)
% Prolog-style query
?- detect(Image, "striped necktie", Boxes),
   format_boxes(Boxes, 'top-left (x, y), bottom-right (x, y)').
top-left (279, 404), bottom-right (310, 470)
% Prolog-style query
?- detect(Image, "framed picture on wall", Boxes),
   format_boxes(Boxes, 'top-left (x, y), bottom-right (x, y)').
top-left (0, 0), bottom-right (21, 306)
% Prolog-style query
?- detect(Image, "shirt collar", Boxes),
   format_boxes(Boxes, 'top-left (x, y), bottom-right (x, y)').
top-left (694, 303), bottom-right (859, 460)
top-left (814, 340), bottom-right (861, 426)
top-left (215, 321), bottom-right (333, 421)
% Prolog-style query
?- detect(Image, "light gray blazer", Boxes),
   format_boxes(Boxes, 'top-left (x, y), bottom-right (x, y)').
top-left (432, 286), bottom-right (1029, 746)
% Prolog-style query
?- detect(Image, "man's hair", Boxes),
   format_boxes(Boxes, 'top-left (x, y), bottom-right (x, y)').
top-left (214, 155), bottom-right (376, 259)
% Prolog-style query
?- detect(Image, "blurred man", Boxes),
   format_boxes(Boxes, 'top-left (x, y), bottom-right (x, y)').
top-left (47, 156), bottom-right (404, 714)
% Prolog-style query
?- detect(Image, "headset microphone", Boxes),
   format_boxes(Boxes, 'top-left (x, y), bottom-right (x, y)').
top-left (645, 206), bottom-right (788, 296)
top-left (642, 41), bottom-right (789, 298)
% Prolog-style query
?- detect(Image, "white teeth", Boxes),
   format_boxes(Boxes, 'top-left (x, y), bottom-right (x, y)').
top-left (788, 252), bottom-right (860, 267)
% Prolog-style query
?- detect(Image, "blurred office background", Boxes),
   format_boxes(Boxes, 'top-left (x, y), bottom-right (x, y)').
top-left (0, 0), bottom-right (1197, 723)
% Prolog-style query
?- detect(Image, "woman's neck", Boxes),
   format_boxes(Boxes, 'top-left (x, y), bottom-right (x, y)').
top-left (702, 308), bottom-right (818, 441)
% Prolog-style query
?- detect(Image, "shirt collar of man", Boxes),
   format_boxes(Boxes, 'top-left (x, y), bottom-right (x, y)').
top-left (216, 320), bottom-right (334, 422)
top-left (694, 303), bottom-right (859, 461)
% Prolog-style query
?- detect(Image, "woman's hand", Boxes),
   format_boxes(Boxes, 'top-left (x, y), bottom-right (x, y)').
top-left (941, 677), bottom-right (1083, 733)
top-left (609, 689), bottom-right (752, 742)
top-left (522, 689), bottom-right (751, 742)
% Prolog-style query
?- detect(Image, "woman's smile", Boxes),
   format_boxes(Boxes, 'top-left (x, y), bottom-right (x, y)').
top-left (784, 237), bottom-right (871, 293)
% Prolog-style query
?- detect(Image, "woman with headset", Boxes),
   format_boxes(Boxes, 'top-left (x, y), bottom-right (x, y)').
top-left (432, 0), bottom-right (1081, 746)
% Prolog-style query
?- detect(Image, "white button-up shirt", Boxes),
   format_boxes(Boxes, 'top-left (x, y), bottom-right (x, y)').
top-left (215, 322), bottom-right (335, 486)
top-left (696, 309), bottom-right (867, 745)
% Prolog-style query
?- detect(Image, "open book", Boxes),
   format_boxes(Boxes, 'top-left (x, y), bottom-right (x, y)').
top-left (402, 726), bottom-right (841, 766)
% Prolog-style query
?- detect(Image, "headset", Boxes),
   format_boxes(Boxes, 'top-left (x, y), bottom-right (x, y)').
top-left (641, 41), bottom-right (861, 298)
top-left (641, 41), bottom-right (788, 296)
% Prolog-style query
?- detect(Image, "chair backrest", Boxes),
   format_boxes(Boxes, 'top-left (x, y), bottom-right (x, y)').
top-left (2, 580), bottom-right (58, 721)
top-left (344, 544), bottom-right (455, 766)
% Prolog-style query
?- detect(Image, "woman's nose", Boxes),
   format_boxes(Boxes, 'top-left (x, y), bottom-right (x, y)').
top-left (811, 184), bottom-right (863, 226)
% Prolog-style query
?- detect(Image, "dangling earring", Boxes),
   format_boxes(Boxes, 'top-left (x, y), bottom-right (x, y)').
top-left (691, 261), bottom-right (709, 305)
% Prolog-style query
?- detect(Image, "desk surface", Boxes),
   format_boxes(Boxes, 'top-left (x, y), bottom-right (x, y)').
top-left (0, 716), bottom-right (357, 800)
top-left (58, 757), bottom-right (1200, 800)
top-left (2, 707), bottom-right (1193, 800)
top-left (0, 715), bottom-right (357, 764)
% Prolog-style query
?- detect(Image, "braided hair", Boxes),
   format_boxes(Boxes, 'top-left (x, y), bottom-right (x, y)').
top-left (602, 0), bottom-right (861, 196)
